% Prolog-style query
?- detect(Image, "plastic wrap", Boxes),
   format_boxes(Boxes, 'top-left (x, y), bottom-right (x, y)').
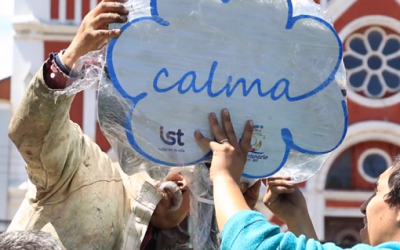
top-left (59, 0), bottom-right (348, 249)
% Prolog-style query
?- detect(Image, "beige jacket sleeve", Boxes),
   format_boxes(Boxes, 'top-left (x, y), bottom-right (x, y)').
top-left (8, 63), bottom-right (85, 200)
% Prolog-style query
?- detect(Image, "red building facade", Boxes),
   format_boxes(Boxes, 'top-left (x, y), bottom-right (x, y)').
top-left (6, 0), bottom-right (400, 245)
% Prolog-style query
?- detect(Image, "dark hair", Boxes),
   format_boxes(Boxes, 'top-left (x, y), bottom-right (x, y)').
top-left (0, 231), bottom-right (63, 250)
top-left (386, 156), bottom-right (400, 207)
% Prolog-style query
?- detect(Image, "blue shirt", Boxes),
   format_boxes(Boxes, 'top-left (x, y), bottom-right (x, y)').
top-left (221, 210), bottom-right (400, 250)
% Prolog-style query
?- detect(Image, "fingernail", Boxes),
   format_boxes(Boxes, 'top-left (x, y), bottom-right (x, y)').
top-left (249, 120), bottom-right (254, 127)
top-left (211, 112), bottom-right (216, 119)
top-left (223, 109), bottom-right (229, 115)
top-left (287, 181), bottom-right (296, 185)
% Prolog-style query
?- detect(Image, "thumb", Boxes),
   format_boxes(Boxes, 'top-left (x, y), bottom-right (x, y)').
top-left (248, 180), bottom-right (261, 196)
top-left (263, 183), bottom-right (278, 206)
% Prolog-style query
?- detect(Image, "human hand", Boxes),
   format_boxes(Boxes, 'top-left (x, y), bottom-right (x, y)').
top-left (263, 177), bottom-right (308, 222)
top-left (194, 109), bottom-right (253, 184)
top-left (62, 0), bottom-right (128, 69)
top-left (263, 177), bottom-right (318, 239)
top-left (240, 180), bottom-right (261, 210)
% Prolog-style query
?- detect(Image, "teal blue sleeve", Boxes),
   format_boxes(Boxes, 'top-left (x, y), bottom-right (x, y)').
top-left (220, 210), bottom-right (398, 250)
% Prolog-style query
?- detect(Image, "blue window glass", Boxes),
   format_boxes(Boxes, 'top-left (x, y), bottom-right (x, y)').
top-left (367, 75), bottom-right (383, 97)
top-left (345, 29), bottom-right (400, 99)
top-left (367, 55), bottom-right (382, 70)
top-left (349, 70), bottom-right (367, 88)
top-left (383, 38), bottom-right (400, 55)
top-left (383, 70), bottom-right (400, 89)
top-left (362, 154), bottom-right (387, 179)
top-left (388, 57), bottom-right (400, 70)
top-left (344, 55), bottom-right (362, 70)
top-left (349, 38), bottom-right (367, 55)
top-left (367, 31), bottom-right (383, 51)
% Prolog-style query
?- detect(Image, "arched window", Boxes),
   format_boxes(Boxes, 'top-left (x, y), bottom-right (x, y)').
top-left (344, 27), bottom-right (400, 98)
top-left (325, 149), bottom-right (352, 190)
top-left (358, 149), bottom-right (391, 184)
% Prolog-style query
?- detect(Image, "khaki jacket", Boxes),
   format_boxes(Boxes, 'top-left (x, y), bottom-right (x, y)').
top-left (6, 64), bottom-right (188, 250)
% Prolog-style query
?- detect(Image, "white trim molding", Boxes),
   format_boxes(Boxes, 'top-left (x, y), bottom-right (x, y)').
top-left (339, 16), bottom-right (400, 108)
top-left (307, 121), bottom-right (400, 192)
top-left (324, 208), bottom-right (363, 217)
top-left (357, 148), bottom-right (391, 184)
top-left (324, 190), bottom-right (373, 202)
top-left (0, 101), bottom-right (10, 110)
top-left (13, 14), bottom-right (79, 40)
top-left (327, 0), bottom-right (358, 23)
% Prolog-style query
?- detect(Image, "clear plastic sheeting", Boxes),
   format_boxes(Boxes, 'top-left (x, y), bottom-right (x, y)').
top-left (105, 0), bottom-right (348, 180)
top-left (58, 0), bottom-right (348, 249)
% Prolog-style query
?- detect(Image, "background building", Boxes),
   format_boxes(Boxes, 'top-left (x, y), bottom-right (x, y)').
top-left (2, 0), bottom-right (400, 247)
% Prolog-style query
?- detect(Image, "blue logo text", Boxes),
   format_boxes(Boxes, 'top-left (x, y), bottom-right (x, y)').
top-left (159, 126), bottom-right (185, 146)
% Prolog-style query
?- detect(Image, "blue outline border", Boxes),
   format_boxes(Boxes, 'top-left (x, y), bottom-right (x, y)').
top-left (106, 0), bottom-right (349, 178)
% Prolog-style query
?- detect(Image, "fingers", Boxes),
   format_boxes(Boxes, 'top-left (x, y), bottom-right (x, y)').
top-left (92, 2), bottom-right (128, 29)
top-left (194, 130), bottom-right (217, 150)
top-left (267, 177), bottom-right (291, 181)
top-left (262, 177), bottom-right (291, 186)
top-left (246, 180), bottom-right (262, 197)
top-left (268, 185), bottom-right (295, 194)
top-left (92, 13), bottom-right (128, 29)
top-left (251, 180), bottom-right (262, 192)
top-left (265, 177), bottom-right (296, 194)
top-left (221, 109), bottom-right (239, 148)
top-left (92, 29), bottom-right (122, 40)
top-left (209, 113), bottom-right (227, 143)
top-left (165, 167), bottom-right (184, 182)
top-left (239, 120), bottom-right (254, 153)
top-left (239, 183), bottom-right (248, 193)
top-left (195, 110), bottom-right (254, 154)
top-left (267, 178), bottom-right (295, 188)
top-left (95, 1), bottom-right (129, 16)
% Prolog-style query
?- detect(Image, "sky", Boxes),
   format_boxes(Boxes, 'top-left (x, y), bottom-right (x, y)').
top-left (0, 0), bottom-right (14, 80)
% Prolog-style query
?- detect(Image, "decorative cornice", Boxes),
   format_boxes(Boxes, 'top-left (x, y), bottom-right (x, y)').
top-left (13, 14), bottom-right (79, 40)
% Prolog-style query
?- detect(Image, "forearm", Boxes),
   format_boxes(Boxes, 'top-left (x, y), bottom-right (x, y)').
top-left (286, 212), bottom-right (318, 240)
top-left (213, 175), bottom-right (251, 231)
top-left (8, 54), bottom-right (81, 193)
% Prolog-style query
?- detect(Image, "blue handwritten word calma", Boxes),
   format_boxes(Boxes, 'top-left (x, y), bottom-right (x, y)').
top-left (154, 61), bottom-right (290, 100)
top-left (153, 60), bottom-right (326, 102)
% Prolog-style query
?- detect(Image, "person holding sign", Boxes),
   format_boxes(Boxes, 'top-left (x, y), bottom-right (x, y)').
top-left (198, 109), bottom-right (400, 250)
top-left (6, 1), bottom-right (259, 250)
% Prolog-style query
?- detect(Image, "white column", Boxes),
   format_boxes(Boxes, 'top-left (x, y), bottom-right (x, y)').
top-left (59, 0), bottom-right (66, 22)
top-left (0, 103), bottom-right (11, 223)
top-left (14, 0), bottom-right (51, 22)
top-left (82, 89), bottom-right (98, 141)
top-left (305, 192), bottom-right (325, 241)
top-left (90, 0), bottom-right (98, 10)
top-left (9, 38), bottom-right (44, 187)
top-left (74, 0), bottom-right (82, 24)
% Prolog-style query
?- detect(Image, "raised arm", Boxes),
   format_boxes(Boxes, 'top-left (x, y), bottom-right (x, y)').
top-left (8, 59), bottom-right (82, 196)
top-left (8, 1), bottom-right (129, 198)
top-left (195, 110), bottom-right (382, 250)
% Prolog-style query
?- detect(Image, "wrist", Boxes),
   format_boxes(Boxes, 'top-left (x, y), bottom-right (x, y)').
top-left (61, 48), bottom-right (80, 69)
top-left (285, 211), bottom-right (315, 231)
top-left (211, 171), bottom-right (237, 184)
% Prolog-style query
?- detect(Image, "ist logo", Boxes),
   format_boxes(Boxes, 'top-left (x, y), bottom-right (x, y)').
top-left (159, 126), bottom-right (185, 146)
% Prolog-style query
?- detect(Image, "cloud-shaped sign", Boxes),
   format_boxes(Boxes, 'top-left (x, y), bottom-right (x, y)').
top-left (105, 0), bottom-right (348, 178)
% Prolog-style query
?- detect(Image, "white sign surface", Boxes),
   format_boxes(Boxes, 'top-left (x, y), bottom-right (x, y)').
top-left (106, 0), bottom-right (348, 178)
